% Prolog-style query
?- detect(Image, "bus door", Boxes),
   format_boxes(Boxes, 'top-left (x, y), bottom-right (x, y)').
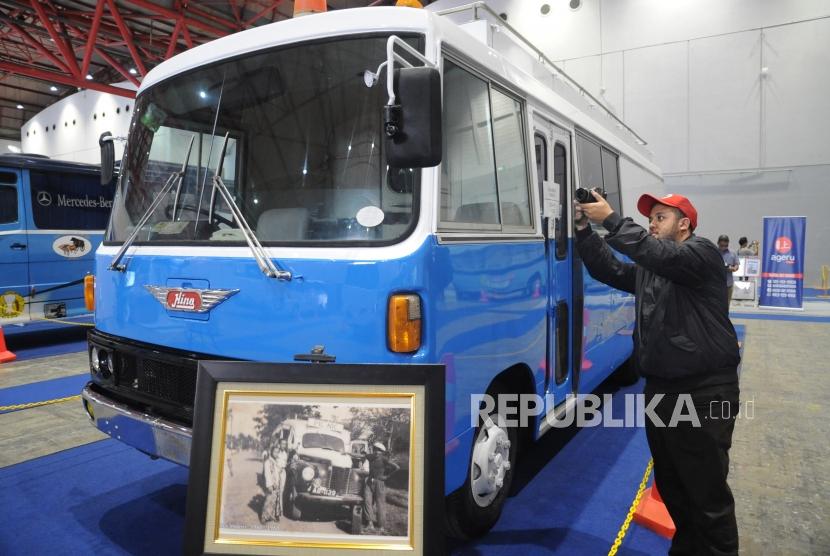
top-left (533, 117), bottom-right (576, 406)
top-left (0, 168), bottom-right (30, 324)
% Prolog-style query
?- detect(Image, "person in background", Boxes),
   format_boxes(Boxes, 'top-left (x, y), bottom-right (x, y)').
top-left (362, 441), bottom-right (400, 535)
top-left (737, 237), bottom-right (754, 256)
top-left (261, 440), bottom-right (290, 525)
top-left (574, 190), bottom-right (741, 556)
top-left (718, 235), bottom-right (740, 305)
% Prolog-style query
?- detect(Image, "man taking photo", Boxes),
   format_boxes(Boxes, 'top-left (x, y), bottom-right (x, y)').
top-left (574, 190), bottom-right (741, 556)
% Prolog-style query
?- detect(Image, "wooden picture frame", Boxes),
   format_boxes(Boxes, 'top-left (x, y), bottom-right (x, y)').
top-left (183, 361), bottom-right (444, 556)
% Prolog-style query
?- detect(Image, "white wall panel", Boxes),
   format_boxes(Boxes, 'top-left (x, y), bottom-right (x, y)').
top-left (561, 55), bottom-right (601, 101)
top-left (763, 18), bottom-right (830, 167)
top-left (429, 0), bottom-right (602, 61)
top-left (624, 42), bottom-right (688, 173)
top-left (689, 31), bottom-right (761, 171)
top-left (0, 139), bottom-right (21, 153)
top-left (602, 0), bottom-right (830, 54)
top-left (600, 51), bottom-right (624, 118)
top-left (665, 165), bottom-right (830, 283)
top-left (20, 87), bottom-right (134, 163)
top-left (512, 0), bottom-right (602, 62)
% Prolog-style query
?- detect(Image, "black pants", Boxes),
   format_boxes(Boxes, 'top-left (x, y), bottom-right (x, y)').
top-left (644, 383), bottom-right (740, 556)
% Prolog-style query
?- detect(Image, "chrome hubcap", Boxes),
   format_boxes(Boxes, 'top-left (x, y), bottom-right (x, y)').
top-left (470, 414), bottom-right (512, 507)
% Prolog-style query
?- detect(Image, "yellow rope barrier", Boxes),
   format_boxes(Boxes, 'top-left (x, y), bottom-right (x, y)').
top-left (608, 458), bottom-right (654, 556)
top-left (0, 394), bottom-right (81, 413)
top-left (29, 317), bottom-right (95, 327)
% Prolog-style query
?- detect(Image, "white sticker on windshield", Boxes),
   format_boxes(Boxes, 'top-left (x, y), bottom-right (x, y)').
top-left (356, 206), bottom-right (384, 228)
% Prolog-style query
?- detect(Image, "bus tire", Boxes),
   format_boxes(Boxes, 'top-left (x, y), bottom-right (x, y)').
top-left (612, 356), bottom-right (639, 386)
top-left (446, 382), bottom-right (518, 540)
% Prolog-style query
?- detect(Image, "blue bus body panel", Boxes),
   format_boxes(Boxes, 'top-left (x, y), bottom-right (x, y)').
top-left (0, 168), bottom-right (29, 322)
top-left (0, 157), bottom-right (111, 326)
top-left (95, 236), bottom-right (551, 494)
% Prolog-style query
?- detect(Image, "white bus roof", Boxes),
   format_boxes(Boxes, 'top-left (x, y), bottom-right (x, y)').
top-left (139, 6), bottom-right (659, 177)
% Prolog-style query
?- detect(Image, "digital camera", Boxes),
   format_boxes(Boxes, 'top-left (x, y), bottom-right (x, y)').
top-left (575, 187), bottom-right (607, 204)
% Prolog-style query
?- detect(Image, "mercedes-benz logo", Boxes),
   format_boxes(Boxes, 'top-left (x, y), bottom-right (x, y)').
top-left (36, 191), bottom-right (52, 206)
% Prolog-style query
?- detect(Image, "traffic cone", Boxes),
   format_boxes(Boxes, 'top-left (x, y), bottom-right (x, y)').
top-left (633, 482), bottom-right (676, 539)
top-left (0, 326), bottom-right (16, 363)
top-left (294, 0), bottom-right (326, 17)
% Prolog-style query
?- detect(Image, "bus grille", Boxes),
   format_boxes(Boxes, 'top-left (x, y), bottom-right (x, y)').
top-left (116, 353), bottom-right (197, 406)
top-left (329, 467), bottom-right (364, 496)
top-left (330, 466), bottom-right (351, 494)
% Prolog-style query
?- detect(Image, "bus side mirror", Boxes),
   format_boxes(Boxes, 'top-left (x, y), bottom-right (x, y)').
top-left (99, 132), bottom-right (115, 186)
top-left (384, 67), bottom-right (442, 168)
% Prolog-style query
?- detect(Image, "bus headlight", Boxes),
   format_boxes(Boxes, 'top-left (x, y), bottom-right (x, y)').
top-left (301, 466), bottom-right (315, 482)
top-left (90, 347), bottom-right (100, 373)
top-left (388, 293), bottom-right (422, 353)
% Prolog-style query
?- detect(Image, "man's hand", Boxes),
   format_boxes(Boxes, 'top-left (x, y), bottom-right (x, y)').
top-left (574, 189), bottom-right (614, 229)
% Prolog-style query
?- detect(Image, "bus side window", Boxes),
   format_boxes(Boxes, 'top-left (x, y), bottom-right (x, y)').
top-left (439, 59), bottom-right (533, 232)
top-left (576, 133), bottom-right (621, 231)
top-left (440, 60), bottom-right (499, 229)
top-left (553, 143), bottom-right (567, 259)
top-left (600, 147), bottom-right (621, 215)
top-left (0, 181), bottom-right (18, 225)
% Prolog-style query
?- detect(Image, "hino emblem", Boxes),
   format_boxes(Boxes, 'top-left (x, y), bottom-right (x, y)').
top-left (144, 285), bottom-right (239, 313)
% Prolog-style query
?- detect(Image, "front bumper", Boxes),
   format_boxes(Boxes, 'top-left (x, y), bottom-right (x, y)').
top-left (297, 492), bottom-right (362, 506)
top-left (81, 382), bottom-right (192, 466)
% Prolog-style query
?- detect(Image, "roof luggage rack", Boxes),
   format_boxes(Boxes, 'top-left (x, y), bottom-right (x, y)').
top-left (435, 1), bottom-right (648, 147)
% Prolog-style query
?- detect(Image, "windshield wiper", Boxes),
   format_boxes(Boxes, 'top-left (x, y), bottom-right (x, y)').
top-left (209, 132), bottom-right (291, 280)
top-left (109, 134), bottom-right (196, 272)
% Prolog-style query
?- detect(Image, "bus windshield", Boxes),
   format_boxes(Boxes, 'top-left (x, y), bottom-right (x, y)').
top-left (302, 432), bottom-right (345, 452)
top-left (108, 35), bottom-right (422, 245)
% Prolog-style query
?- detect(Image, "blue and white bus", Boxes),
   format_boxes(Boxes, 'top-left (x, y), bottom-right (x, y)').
top-left (0, 154), bottom-right (114, 328)
top-left (81, 4), bottom-right (662, 538)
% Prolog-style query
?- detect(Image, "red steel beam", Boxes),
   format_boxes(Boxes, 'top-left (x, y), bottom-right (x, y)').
top-left (105, 0), bottom-right (147, 77)
top-left (29, 0), bottom-right (82, 77)
top-left (228, 0), bottom-right (242, 26)
top-left (124, 0), bottom-right (233, 38)
top-left (94, 47), bottom-right (140, 87)
top-left (182, 5), bottom-right (239, 32)
top-left (81, 0), bottom-right (107, 78)
top-left (164, 18), bottom-right (182, 59)
top-left (181, 22), bottom-right (194, 49)
top-left (244, 1), bottom-right (285, 27)
top-left (3, 20), bottom-right (72, 74)
top-left (0, 61), bottom-right (136, 99)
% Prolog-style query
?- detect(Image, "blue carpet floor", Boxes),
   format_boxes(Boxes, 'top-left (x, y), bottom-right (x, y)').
top-left (0, 440), bottom-right (186, 556)
top-left (0, 373), bottom-right (89, 413)
top-left (729, 312), bottom-right (830, 323)
top-left (3, 325), bottom-right (90, 361)
top-left (0, 326), bottom-right (749, 555)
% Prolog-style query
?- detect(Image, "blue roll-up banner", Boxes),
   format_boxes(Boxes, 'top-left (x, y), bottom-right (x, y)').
top-left (759, 216), bottom-right (806, 310)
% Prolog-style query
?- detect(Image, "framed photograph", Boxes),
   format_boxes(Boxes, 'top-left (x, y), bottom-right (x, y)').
top-left (183, 362), bottom-right (444, 556)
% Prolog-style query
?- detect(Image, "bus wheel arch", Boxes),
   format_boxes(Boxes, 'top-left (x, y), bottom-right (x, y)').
top-left (446, 364), bottom-right (534, 539)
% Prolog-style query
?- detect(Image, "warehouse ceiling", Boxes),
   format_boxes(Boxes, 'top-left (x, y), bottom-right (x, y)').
top-left (0, 0), bottom-right (434, 141)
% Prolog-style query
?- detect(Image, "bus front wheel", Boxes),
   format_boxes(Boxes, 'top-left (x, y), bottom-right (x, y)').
top-left (446, 383), bottom-right (518, 539)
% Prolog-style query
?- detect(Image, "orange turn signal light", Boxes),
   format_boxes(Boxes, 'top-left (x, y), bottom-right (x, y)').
top-left (84, 274), bottom-right (95, 311)
top-left (388, 294), bottom-right (422, 353)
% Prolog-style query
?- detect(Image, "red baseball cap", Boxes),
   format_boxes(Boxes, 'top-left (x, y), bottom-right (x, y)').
top-left (637, 193), bottom-right (698, 230)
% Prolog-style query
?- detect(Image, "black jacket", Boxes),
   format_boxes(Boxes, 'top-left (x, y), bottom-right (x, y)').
top-left (576, 213), bottom-right (740, 392)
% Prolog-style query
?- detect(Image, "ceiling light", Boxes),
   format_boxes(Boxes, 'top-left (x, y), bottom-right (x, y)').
top-left (16, 104), bottom-right (23, 109)
top-left (50, 85), bottom-right (58, 92)
top-left (86, 74), bottom-right (93, 80)
top-left (128, 68), bottom-right (137, 75)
